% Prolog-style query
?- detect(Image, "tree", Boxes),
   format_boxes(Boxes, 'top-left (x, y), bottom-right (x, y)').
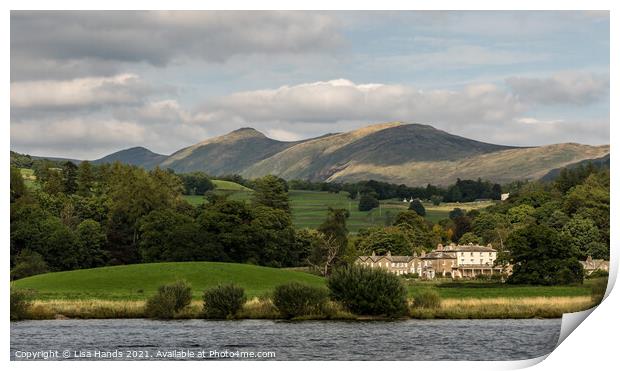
top-left (561, 215), bottom-right (601, 259)
top-left (458, 232), bottom-right (482, 245)
top-left (62, 161), bottom-right (78, 194)
top-left (10, 249), bottom-right (48, 280)
top-left (393, 211), bottom-right (435, 251)
top-left (506, 224), bottom-right (584, 285)
top-left (355, 226), bottom-right (416, 256)
top-left (307, 232), bottom-right (341, 276)
top-left (10, 167), bottom-right (27, 202)
top-left (408, 198), bottom-right (426, 216)
top-left (251, 175), bottom-right (290, 212)
top-left (358, 193), bottom-right (379, 211)
top-left (449, 208), bottom-right (465, 220)
top-left (452, 215), bottom-right (472, 242)
top-left (75, 219), bottom-right (109, 268)
top-left (76, 161), bottom-right (95, 196)
top-left (179, 172), bottom-right (214, 195)
top-left (430, 195), bottom-right (442, 206)
top-left (139, 209), bottom-right (202, 263)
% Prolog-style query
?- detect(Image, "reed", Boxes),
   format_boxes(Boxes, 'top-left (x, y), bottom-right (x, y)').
top-left (24, 296), bottom-right (595, 320)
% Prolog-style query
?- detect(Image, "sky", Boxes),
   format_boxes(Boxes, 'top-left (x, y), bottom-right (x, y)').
top-left (10, 10), bottom-right (610, 160)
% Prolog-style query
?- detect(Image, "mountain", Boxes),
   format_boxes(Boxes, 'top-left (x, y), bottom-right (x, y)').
top-left (93, 147), bottom-right (167, 169)
top-left (158, 127), bottom-right (313, 174)
top-left (242, 122), bottom-right (517, 181)
top-left (14, 122), bottom-right (610, 186)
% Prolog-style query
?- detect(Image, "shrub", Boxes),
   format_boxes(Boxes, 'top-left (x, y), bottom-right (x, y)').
top-left (11, 250), bottom-right (49, 280)
top-left (203, 284), bottom-right (246, 319)
top-left (412, 289), bottom-right (442, 309)
top-left (145, 280), bottom-right (192, 319)
top-left (10, 288), bottom-right (33, 321)
top-left (327, 265), bottom-right (407, 317)
top-left (358, 194), bottom-right (379, 211)
top-left (272, 282), bottom-right (329, 319)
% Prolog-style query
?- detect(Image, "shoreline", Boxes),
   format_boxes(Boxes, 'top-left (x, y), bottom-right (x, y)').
top-left (18, 296), bottom-right (595, 321)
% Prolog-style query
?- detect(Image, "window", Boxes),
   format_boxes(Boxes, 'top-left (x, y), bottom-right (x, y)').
top-left (470, 252), bottom-right (474, 256)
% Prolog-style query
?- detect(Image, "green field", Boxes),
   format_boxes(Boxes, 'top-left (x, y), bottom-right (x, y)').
top-left (12, 262), bottom-right (325, 301)
top-left (12, 262), bottom-right (598, 302)
top-left (19, 168), bottom-right (39, 189)
top-left (184, 188), bottom-right (494, 232)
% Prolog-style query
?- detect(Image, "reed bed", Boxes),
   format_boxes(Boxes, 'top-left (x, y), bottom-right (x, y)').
top-left (409, 296), bottom-right (595, 319)
top-left (23, 296), bottom-right (595, 320)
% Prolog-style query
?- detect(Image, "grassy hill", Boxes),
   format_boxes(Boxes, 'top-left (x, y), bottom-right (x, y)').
top-left (184, 188), bottom-right (494, 232)
top-left (243, 123), bottom-right (609, 186)
top-left (93, 146), bottom-right (167, 169)
top-left (159, 128), bottom-right (304, 174)
top-left (12, 262), bottom-right (325, 300)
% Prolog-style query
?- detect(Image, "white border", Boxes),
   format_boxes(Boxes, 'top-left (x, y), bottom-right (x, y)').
top-left (3, 2), bottom-right (617, 370)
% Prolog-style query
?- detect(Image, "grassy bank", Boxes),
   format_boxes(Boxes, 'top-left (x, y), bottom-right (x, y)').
top-left (22, 296), bottom-right (595, 321)
top-left (12, 262), bottom-right (326, 300)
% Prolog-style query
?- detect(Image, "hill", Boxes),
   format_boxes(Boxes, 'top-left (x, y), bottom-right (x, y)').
top-left (11, 261), bottom-right (325, 300)
top-left (540, 154), bottom-right (610, 181)
top-left (12, 122), bottom-right (609, 186)
top-left (158, 127), bottom-right (309, 174)
top-left (241, 122), bottom-right (609, 186)
top-left (93, 146), bottom-right (167, 169)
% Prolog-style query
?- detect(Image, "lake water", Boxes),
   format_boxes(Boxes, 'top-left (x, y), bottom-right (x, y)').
top-left (11, 318), bottom-right (561, 361)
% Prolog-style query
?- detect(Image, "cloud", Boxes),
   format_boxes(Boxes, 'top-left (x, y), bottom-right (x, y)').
top-left (11, 11), bottom-right (342, 80)
top-left (208, 79), bottom-right (524, 127)
top-left (506, 72), bottom-right (609, 105)
top-left (11, 74), bottom-right (156, 109)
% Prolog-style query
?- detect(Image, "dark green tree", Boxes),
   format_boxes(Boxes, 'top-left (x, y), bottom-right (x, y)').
top-left (408, 198), bottom-right (426, 216)
top-left (358, 193), bottom-right (379, 211)
top-left (251, 175), bottom-right (290, 212)
top-left (506, 223), bottom-right (584, 285)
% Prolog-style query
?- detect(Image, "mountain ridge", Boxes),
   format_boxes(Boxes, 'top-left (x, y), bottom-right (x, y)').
top-left (15, 122), bottom-right (610, 186)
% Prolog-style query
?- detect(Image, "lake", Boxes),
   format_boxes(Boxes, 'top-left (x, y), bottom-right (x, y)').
top-left (11, 318), bottom-right (560, 361)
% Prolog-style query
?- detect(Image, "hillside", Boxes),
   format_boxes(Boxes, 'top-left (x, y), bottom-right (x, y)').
top-left (540, 154), bottom-right (610, 181)
top-left (241, 122), bottom-right (609, 186)
top-left (12, 122), bottom-right (610, 186)
top-left (158, 127), bottom-right (307, 174)
top-left (93, 146), bottom-right (167, 169)
top-left (11, 261), bottom-right (325, 300)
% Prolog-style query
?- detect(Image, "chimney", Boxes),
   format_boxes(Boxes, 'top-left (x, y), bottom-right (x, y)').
top-left (387, 250), bottom-right (392, 257)
top-left (437, 244), bottom-right (443, 251)
top-left (421, 250), bottom-right (426, 258)
top-left (371, 251), bottom-right (376, 257)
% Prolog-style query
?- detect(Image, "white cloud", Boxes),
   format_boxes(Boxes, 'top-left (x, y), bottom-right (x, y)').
top-left (208, 79), bottom-right (524, 127)
top-left (11, 74), bottom-right (153, 109)
top-left (506, 72), bottom-right (609, 105)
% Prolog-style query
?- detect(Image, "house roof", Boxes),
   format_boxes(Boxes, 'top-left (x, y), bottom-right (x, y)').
top-left (421, 251), bottom-right (456, 260)
top-left (357, 255), bottom-right (416, 263)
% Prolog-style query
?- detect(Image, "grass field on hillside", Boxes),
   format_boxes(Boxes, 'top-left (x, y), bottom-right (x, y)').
top-left (12, 262), bottom-right (601, 302)
top-left (12, 262), bottom-right (325, 301)
top-left (183, 188), bottom-right (495, 232)
top-left (19, 168), bottom-right (39, 189)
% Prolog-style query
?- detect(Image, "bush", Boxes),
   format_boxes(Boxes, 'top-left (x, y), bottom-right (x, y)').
top-left (272, 282), bottom-right (329, 319)
top-left (412, 289), bottom-right (441, 309)
top-left (327, 265), bottom-right (407, 317)
top-left (358, 194), bottom-right (380, 211)
top-left (11, 288), bottom-right (33, 321)
top-left (203, 284), bottom-right (246, 319)
top-left (408, 199), bottom-right (426, 216)
top-left (145, 280), bottom-right (192, 319)
top-left (11, 250), bottom-right (48, 280)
